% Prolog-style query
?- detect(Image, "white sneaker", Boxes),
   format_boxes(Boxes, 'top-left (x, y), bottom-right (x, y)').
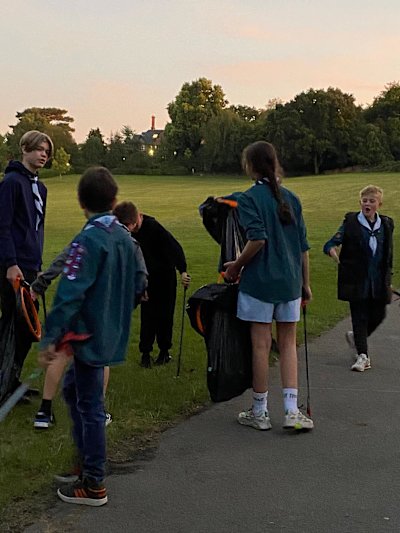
top-left (237, 409), bottom-right (272, 430)
top-left (351, 354), bottom-right (371, 372)
top-left (105, 412), bottom-right (113, 427)
top-left (283, 410), bottom-right (314, 430)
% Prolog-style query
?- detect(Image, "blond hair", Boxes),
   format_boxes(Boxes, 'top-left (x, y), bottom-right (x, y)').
top-left (19, 130), bottom-right (54, 159)
top-left (360, 184), bottom-right (383, 201)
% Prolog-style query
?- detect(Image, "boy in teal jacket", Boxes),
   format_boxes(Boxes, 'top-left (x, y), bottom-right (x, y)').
top-left (39, 167), bottom-right (138, 507)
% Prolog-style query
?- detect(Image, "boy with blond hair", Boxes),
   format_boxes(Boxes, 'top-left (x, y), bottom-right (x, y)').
top-left (323, 185), bottom-right (394, 371)
top-left (0, 130), bottom-right (53, 403)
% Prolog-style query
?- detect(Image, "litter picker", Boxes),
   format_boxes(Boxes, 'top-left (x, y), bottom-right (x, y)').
top-left (0, 368), bottom-right (43, 422)
top-left (176, 286), bottom-right (188, 378)
top-left (301, 298), bottom-right (312, 417)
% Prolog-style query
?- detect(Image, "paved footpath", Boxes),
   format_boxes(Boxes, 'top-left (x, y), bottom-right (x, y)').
top-left (27, 301), bottom-right (400, 533)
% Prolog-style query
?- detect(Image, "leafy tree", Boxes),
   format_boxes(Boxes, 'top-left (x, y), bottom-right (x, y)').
top-left (165, 77), bottom-right (227, 165)
top-left (80, 128), bottom-right (107, 166)
top-left (0, 134), bottom-right (9, 172)
top-left (15, 107), bottom-right (74, 128)
top-left (105, 132), bottom-right (125, 169)
top-left (261, 88), bottom-right (360, 174)
top-left (200, 109), bottom-right (257, 172)
top-left (52, 147), bottom-right (71, 176)
top-left (364, 82), bottom-right (400, 122)
top-left (364, 82), bottom-right (400, 160)
top-left (229, 105), bottom-right (261, 123)
top-left (104, 127), bottom-right (144, 171)
top-left (6, 107), bottom-right (77, 161)
top-left (120, 125), bottom-right (140, 152)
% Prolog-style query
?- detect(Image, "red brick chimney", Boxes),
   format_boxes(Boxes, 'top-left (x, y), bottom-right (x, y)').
top-left (151, 115), bottom-right (155, 130)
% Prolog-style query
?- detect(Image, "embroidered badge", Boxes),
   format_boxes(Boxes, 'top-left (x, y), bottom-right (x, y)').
top-left (63, 242), bottom-right (85, 280)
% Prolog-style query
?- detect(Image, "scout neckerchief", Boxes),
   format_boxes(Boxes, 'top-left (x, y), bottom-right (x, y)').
top-left (84, 214), bottom-right (117, 231)
top-left (357, 211), bottom-right (381, 257)
top-left (255, 176), bottom-right (281, 185)
top-left (256, 177), bottom-right (270, 185)
top-left (29, 175), bottom-right (44, 231)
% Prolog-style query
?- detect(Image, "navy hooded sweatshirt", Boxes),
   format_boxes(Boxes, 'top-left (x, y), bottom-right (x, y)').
top-left (0, 161), bottom-right (47, 271)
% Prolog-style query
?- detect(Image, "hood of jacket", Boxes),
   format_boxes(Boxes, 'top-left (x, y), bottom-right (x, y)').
top-left (4, 160), bottom-right (38, 179)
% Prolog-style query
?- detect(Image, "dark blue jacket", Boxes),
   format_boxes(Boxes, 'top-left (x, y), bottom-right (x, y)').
top-left (323, 212), bottom-right (394, 302)
top-left (0, 161), bottom-right (47, 271)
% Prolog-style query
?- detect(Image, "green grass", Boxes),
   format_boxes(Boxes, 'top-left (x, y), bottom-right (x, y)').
top-left (1, 172), bottom-right (399, 525)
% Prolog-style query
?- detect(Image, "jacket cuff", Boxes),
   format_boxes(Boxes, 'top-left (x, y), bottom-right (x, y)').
top-left (5, 258), bottom-right (17, 269)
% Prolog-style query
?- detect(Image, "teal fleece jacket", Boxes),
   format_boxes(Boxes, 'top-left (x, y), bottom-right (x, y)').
top-left (40, 214), bottom-right (138, 366)
top-left (237, 182), bottom-right (309, 304)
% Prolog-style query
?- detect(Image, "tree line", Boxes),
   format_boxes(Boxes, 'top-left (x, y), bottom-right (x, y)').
top-left (1, 78), bottom-right (400, 176)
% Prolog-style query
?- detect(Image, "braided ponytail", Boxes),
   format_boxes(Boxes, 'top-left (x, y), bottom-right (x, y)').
top-left (242, 141), bottom-right (293, 225)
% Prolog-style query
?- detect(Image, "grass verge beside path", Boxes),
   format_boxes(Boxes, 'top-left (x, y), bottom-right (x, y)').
top-left (1, 172), bottom-right (399, 529)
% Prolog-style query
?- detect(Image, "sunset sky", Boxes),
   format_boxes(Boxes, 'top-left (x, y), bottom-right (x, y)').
top-left (0, 0), bottom-right (399, 143)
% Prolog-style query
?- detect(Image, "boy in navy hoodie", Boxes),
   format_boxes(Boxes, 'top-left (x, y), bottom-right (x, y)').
top-left (0, 130), bottom-right (53, 401)
top-left (39, 167), bottom-right (139, 506)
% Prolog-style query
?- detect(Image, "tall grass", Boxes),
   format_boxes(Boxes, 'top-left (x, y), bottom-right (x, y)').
top-left (1, 172), bottom-right (399, 522)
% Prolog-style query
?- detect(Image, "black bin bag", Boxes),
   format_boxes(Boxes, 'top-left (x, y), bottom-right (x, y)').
top-left (199, 197), bottom-right (246, 274)
top-left (187, 283), bottom-right (252, 402)
top-left (0, 312), bottom-right (16, 405)
top-left (0, 281), bottom-right (40, 406)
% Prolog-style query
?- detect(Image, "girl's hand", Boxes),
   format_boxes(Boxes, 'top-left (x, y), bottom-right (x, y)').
top-left (223, 261), bottom-right (241, 283)
top-left (302, 285), bottom-right (312, 304)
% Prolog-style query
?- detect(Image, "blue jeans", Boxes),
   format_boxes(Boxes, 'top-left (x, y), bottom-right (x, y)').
top-left (63, 358), bottom-right (106, 483)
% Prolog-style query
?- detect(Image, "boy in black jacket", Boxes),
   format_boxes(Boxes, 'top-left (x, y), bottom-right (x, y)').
top-left (0, 130), bottom-right (53, 401)
top-left (323, 185), bottom-right (394, 372)
top-left (132, 213), bottom-right (190, 368)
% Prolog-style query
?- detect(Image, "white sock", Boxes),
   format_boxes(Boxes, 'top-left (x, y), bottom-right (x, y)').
top-left (283, 388), bottom-right (298, 414)
top-left (252, 391), bottom-right (268, 416)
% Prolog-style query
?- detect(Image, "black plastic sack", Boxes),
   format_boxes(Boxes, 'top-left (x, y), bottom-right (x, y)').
top-left (221, 209), bottom-right (246, 271)
top-left (187, 283), bottom-right (252, 402)
top-left (199, 197), bottom-right (246, 272)
top-left (0, 311), bottom-right (16, 405)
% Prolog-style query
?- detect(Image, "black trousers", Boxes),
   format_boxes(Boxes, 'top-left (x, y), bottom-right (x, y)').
top-left (139, 276), bottom-right (177, 354)
top-left (349, 299), bottom-right (387, 356)
top-left (0, 267), bottom-right (38, 387)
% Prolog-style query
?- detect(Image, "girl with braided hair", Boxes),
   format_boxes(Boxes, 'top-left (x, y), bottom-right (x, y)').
top-left (224, 141), bottom-right (313, 431)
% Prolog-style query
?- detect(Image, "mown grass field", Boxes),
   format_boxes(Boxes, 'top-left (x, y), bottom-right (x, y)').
top-left (1, 172), bottom-right (399, 526)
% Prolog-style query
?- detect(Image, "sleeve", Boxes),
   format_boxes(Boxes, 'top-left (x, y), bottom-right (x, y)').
top-left (222, 191), bottom-right (242, 203)
top-left (323, 224), bottom-right (344, 254)
top-left (0, 179), bottom-right (18, 267)
top-left (295, 200), bottom-right (310, 253)
top-left (40, 182), bottom-right (47, 218)
top-left (158, 223), bottom-right (187, 273)
top-left (133, 241), bottom-right (148, 296)
top-left (31, 246), bottom-right (70, 295)
top-left (40, 235), bottom-right (101, 348)
top-left (237, 194), bottom-right (267, 241)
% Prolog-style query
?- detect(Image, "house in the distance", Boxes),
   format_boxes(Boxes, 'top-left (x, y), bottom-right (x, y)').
top-left (139, 115), bottom-right (164, 156)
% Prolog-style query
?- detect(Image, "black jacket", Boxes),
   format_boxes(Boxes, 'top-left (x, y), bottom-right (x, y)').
top-left (0, 161), bottom-right (47, 271)
top-left (338, 212), bottom-right (393, 303)
top-left (134, 215), bottom-right (186, 282)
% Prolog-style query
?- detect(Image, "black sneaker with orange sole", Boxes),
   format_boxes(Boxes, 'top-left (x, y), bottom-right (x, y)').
top-left (57, 477), bottom-right (108, 506)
